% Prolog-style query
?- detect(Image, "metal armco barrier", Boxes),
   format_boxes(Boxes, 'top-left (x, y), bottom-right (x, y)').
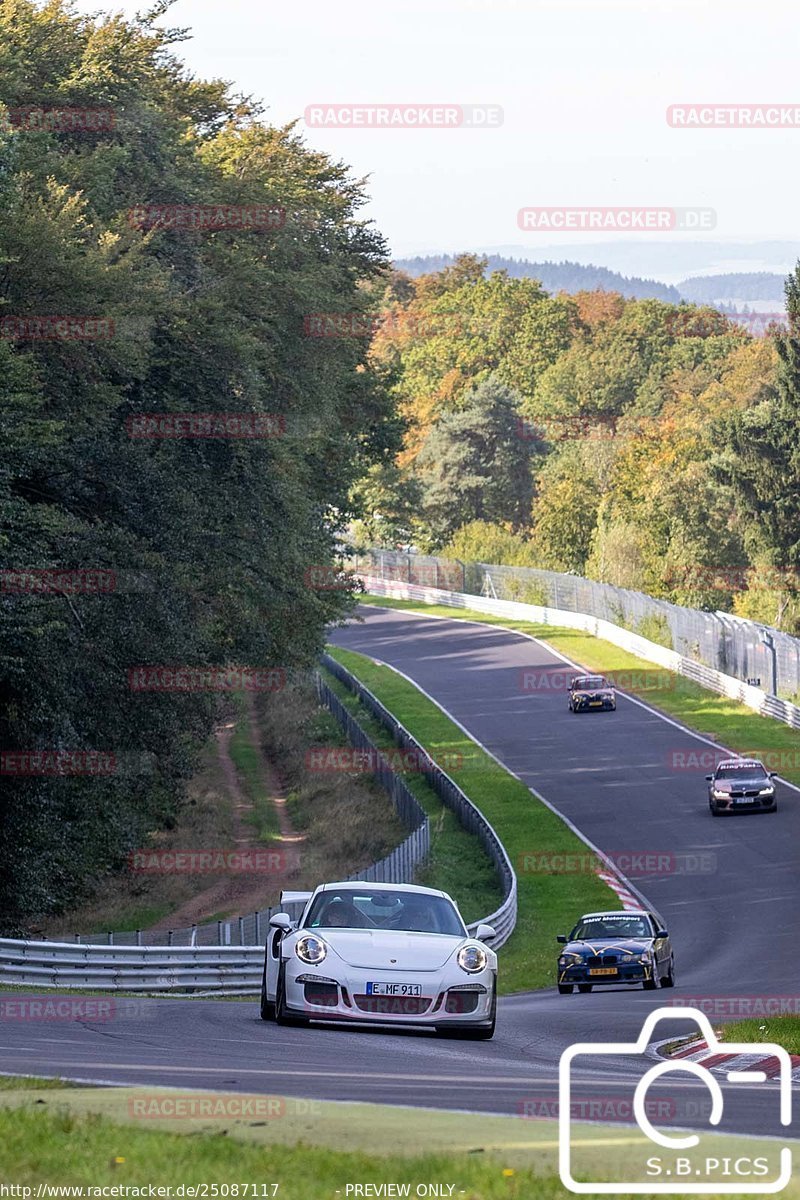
top-left (358, 575), bottom-right (800, 734)
top-left (321, 654), bottom-right (517, 948)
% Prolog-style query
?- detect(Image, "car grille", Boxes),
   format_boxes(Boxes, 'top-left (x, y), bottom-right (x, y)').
top-left (303, 982), bottom-right (338, 1007)
top-left (730, 787), bottom-right (760, 797)
top-left (587, 955), bottom-right (618, 968)
top-left (353, 995), bottom-right (432, 1015)
top-left (444, 991), bottom-right (479, 1014)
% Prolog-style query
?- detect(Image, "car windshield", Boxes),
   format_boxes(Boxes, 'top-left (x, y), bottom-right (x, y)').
top-left (570, 915), bottom-right (652, 940)
top-left (715, 763), bottom-right (767, 779)
top-left (305, 889), bottom-right (466, 935)
top-left (574, 677), bottom-right (607, 689)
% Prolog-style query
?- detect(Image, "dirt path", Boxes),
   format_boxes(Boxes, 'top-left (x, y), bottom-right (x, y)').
top-left (148, 704), bottom-right (302, 933)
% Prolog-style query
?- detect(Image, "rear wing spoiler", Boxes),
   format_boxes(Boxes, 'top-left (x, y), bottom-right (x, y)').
top-left (280, 890), bottom-right (312, 914)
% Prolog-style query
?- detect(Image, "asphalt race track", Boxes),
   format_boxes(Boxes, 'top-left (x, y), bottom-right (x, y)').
top-left (2, 604), bottom-right (799, 1140)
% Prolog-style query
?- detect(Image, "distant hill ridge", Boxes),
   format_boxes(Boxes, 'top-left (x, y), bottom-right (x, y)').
top-left (393, 254), bottom-right (787, 305)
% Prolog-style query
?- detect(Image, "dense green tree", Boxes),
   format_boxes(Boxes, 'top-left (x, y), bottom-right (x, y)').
top-left (415, 376), bottom-right (534, 548)
top-left (0, 0), bottom-right (396, 928)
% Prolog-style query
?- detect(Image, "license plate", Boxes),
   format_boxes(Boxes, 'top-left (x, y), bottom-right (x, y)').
top-left (589, 968), bottom-right (618, 976)
top-left (366, 982), bottom-right (422, 996)
top-left (589, 700), bottom-right (603, 707)
top-left (735, 797), bottom-right (755, 804)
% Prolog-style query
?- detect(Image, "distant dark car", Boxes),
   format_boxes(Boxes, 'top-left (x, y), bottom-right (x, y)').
top-left (568, 674), bottom-right (616, 713)
top-left (556, 909), bottom-right (674, 994)
top-left (707, 758), bottom-right (778, 816)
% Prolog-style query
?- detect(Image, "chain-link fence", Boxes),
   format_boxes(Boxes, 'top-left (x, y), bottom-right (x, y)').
top-left (355, 549), bottom-right (800, 701)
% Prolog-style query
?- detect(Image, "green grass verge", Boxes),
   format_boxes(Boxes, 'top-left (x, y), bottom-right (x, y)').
top-left (1, 1085), bottom-right (798, 1196)
top-left (326, 645), bottom-right (617, 994)
top-left (721, 1016), bottom-right (800, 1054)
top-left (228, 698), bottom-right (281, 842)
top-left (321, 665), bottom-right (502, 925)
top-left (361, 595), bottom-right (800, 787)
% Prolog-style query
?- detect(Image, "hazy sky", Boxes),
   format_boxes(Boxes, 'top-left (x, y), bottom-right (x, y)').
top-left (73, 0), bottom-right (800, 262)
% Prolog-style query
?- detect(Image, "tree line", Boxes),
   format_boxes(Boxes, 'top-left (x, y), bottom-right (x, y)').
top-left (357, 254), bottom-right (800, 636)
top-left (0, 0), bottom-right (397, 929)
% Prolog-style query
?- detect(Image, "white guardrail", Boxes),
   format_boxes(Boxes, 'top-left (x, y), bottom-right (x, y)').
top-left (359, 575), bottom-right (800, 732)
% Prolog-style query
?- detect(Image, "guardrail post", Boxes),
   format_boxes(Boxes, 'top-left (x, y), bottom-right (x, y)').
top-left (255, 912), bottom-right (261, 944)
top-left (217, 920), bottom-right (223, 946)
top-left (136, 929), bottom-right (142, 947)
top-left (238, 916), bottom-right (244, 946)
top-left (167, 930), bottom-right (173, 946)
top-left (108, 931), bottom-right (113, 946)
top-left (75, 933), bottom-right (81, 944)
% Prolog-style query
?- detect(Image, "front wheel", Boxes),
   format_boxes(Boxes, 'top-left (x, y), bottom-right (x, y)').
top-left (577, 984), bottom-right (593, 994)
top-left (558, 983), bottom-right (574, 994)
top-left (643, 977), bottom-right (658, 991)
top-left (660, 960), bottom-right (675, 988)
top-left (456, 984), bottom-right (496, 1040)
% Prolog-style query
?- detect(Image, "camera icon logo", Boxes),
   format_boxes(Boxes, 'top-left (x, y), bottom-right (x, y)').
top-left (559, 1006), bottom-right (792, 1193)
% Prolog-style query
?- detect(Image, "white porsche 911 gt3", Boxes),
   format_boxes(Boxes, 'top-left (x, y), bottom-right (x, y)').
top-left (260, 882), bottom-right (497, 1038)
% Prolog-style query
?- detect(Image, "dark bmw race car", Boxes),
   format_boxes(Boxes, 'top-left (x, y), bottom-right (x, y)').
top-left (707, 758), bottom-right (778, 816)
top-left (568, 674), bottom-right (616, 712)
top-left (556, 909), bottom-right (674, 993)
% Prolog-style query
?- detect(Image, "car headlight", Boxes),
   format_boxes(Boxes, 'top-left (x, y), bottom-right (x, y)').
top-left (620, 953), bottom-right (635, 963)
top-left (559, 953), bottom-right (583, 967)
top-left (712, 788), bottom-right (729, 799)
top-left (458, 944), bottom-right (488, 973)
top-left (759, 787), bottom-right (774, 795)
top-left (295, 935), bottom-right (327, 965)
top-left (639, 951), bottom-right (653, 964)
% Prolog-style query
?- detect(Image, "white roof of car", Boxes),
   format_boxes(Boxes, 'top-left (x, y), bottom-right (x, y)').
top-left (315, 881), bottom-right (448, 898)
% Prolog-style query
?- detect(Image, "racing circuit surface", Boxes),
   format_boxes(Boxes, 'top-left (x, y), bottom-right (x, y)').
top-left (2, 604), bottom-right (799, 1137)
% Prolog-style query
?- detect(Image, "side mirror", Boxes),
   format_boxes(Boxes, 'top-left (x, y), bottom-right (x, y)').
top-left (770, 772), bottom-right (778, 778)
top-left (704, 775), bottom-right (713, 781)
top-left (655, 929), bottom-right (669, 939)
top-left (269, 913), bottom-right (294, 932)
top-left (475, 923), bottom-right (496, 942)
top-left (557, 934), bottom-right (568, 944)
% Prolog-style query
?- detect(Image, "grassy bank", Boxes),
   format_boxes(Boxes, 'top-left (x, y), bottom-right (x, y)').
top-left (0, 1083), bottom-right (797, 1198)
top-left (321, 664), bottom-right (503, 925)
top-left (326, 645), bottom-right (617, 994)
top-left (721, 1016), bottom-right (800, 1054)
